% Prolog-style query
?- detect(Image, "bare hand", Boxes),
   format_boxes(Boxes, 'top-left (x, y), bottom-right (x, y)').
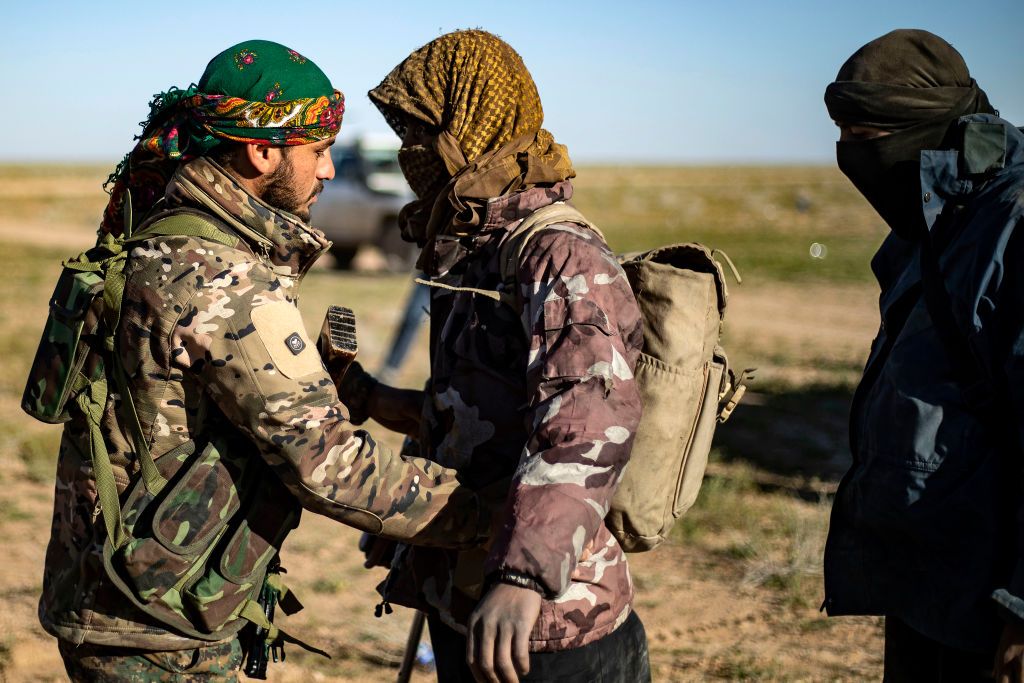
top-left (467, 583), bottom-right (542, 683)
top-left (996, 621), bottom-right (1024, 683)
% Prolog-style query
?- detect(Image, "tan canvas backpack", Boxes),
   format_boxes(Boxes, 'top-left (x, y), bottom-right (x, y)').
top-left (497, 202), bottom-right (751, 552)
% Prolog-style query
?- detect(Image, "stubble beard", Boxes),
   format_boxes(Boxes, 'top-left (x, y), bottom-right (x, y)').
top-left (260, 154), bottom-right (324, 223)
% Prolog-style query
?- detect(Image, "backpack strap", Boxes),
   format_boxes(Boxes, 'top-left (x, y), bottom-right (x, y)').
top-left (74, 376), bottom-right (129, 548)
top-left (413, 202), bottom-right (604, 308)
top-left (127, 210), bottom-right (238, 248)
top-left (113, 211), bottom-right (237, 496)
top-left (69, 211), bottom-right (237, 549)
top-left (497, 202), bottom-right (605, 284)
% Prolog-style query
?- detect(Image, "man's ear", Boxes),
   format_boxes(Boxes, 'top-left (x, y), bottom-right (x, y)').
top-left (242, 142), bottom-right (283, 175)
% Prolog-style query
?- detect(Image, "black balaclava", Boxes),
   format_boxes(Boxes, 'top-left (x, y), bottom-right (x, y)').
top-left (824, 29), bottom-right (994, 239)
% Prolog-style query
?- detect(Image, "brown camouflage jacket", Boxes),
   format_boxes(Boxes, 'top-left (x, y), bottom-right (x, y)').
top-left (384, 181), bottom-right (644, 651)
top-left (39, 157), bottom-right (485, 650)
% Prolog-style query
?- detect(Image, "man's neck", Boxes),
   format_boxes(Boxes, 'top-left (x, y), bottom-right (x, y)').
top-left (166, 157), bottom-right (331, 275)
top-left (219, 164), bottom-right (263, 201)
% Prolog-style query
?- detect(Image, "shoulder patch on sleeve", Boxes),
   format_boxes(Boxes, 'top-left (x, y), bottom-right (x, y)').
top-left (251, 301), bottom-right (324, 378)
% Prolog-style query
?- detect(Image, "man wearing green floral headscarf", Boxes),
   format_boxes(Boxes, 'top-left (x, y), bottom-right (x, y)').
top-left (39, 39), bottom-right (492, 682)
top-left (101, 39), bottom-right (345, 237)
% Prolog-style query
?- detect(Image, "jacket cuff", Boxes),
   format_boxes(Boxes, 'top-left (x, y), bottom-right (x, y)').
top-left (991, 562), bottom-right (1024, 623)
top-left (484, 550), bottom-right (562, 598)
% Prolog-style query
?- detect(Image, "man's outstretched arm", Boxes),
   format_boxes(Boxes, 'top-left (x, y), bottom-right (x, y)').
top-left (170, 254), bottom-right (485, 548)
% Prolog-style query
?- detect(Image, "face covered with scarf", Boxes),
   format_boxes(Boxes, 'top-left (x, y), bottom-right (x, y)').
top-left (101, 39), bottom-right (345, 236)
top-left (824, 29), bottom-right (995, 240)
top-left (367, 30), bottom-right (575, 248)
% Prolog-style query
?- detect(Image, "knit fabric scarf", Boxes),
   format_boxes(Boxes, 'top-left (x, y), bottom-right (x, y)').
top-left (368, 29), bottom-right (575, 249)
top-left (101, 40), bottom-right (344, 238)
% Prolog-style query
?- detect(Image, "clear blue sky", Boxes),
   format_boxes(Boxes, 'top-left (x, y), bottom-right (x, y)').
top-left (5, 0), bottom-right (1021, 164)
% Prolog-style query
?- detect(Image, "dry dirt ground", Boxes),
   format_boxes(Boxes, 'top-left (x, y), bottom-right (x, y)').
top-left (1, 473), bottom-right (884, 683)
top-left (1, 166), bottom-right (886, 681)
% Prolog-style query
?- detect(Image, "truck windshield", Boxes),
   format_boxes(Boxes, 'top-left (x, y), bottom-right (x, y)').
top-left (362, 148), bottom-right (402, 175)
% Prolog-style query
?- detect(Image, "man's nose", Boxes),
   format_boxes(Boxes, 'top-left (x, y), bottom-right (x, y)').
top-left (319, 155), bottom-right (335, 181)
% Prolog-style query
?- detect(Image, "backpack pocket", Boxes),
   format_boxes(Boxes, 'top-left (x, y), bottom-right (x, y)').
top-left (607, 354), bottom-right (719, 551)
top-left (674, 360), bottom-right (724, 517)
top-left (22, 267), bottom-right (105, 423)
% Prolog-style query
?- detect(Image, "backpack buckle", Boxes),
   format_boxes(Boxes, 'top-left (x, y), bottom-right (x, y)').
top-left (718, 368), bottom-right (756, 423)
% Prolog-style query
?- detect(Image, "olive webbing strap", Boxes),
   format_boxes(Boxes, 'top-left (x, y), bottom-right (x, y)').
top-left (106, 212), bottom-right (236, 496)
top-left (127, 212), bottom-right (238, 248)
top-left (112, 357), bottom-right (166, 495)
top-left (72, 211), bottom-right (237, 546)
top-left (95, 247), bottom-right (165, 496)
top-left (239, 599), bottom-right (329, 658)
top-left (102, 253), bottom-right (130, 348)
top-left (74, 377), bottom-right (128, 549)
top-left (63, 260), bottom-right (104, 273)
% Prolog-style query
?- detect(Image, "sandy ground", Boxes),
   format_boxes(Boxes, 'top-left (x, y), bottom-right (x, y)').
top-left (0, 449), bottom-right (883, 682)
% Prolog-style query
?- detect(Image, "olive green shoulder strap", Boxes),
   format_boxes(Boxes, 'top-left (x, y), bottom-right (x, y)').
top-left (82, 211), bottom-right (237, 550)
top-left (116, 210), bottom-right (237, 487)
top-left (127, 211), bottom-right (238, 247)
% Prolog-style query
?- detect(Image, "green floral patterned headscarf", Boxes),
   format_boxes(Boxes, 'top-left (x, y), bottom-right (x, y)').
top-left (102, 39), bottom-right (345, 236)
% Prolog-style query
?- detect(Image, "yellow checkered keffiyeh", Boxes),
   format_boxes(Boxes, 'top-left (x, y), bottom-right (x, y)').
top-left (369, 30), bottom-right (574, 244)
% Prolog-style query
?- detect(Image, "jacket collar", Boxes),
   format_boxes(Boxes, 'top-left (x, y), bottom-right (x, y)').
top-left (866, 116), bottom-right (1023, 379)
top-left (163, 157), bottom-right (331, 277)
top-left (482, 180), bottom-right (574, 230)
top-left (920, 114), bottom-right (1022, 233)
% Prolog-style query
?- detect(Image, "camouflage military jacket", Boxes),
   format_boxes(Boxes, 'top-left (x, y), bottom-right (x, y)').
top-left (39, 157), bottom-right (485, 650)
top-left (385, 181), bottom-right (644, 651)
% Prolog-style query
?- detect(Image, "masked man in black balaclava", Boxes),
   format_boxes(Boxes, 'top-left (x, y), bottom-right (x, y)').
top-left (822, 29), bottom-right (1024, 683)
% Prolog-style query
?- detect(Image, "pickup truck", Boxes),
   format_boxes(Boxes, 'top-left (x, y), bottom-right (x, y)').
top-left (310, 134), bottom-right (417, 269)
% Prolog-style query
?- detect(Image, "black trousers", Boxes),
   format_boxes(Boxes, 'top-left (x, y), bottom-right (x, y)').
top-left (883, 616), bottom-right (994, 682)
top-left (427, 610), bottom-right (651, 682)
